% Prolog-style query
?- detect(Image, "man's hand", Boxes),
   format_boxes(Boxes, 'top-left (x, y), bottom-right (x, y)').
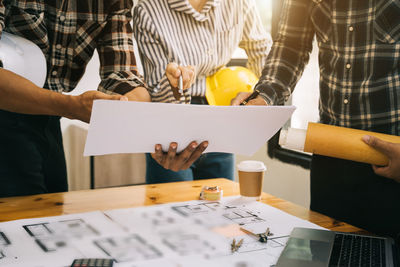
top-left (231, 92), bottom-right (268, 106)
top-left (166, 63), bottom-right (196, 100)
top-left (151, 141), bottom-right (208, 172)
top-left (67, 91), bottom-right (127, 123)
top-left (362, 135), bottom-right (400, 182)
top-left (124, 86), bottom-right (151, 102)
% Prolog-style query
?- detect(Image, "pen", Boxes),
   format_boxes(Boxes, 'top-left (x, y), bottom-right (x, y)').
top-left (240, 89), bottom-right (260, 106)
top-left (178, 74), bottom-right (183, 95)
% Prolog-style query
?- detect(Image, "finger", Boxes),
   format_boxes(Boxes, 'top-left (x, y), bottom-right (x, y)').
top-left (166, 63), bottom-right (181, 88)
top-left (362, 135), bottom-right (394, 156)
top-left (181, 141), bottom-right (208, 169)
top-left (372, 164), bottom-right (392, 178)
top-left (175, 141), bottom-right (198, 170)
top-left (179, 66), bottom-right (192, 90)
top-left (151, 144), bottom-right (164, 165)
top-left (119, 96), bottom-right (128, 101)
top-left (247, 96), bottom-right (268, 106)
top-left (166, 62), bottom-right (180, 77)
top-left (231, 92), bottom-right (252, 106)
top-left (163, 142), bottom-right (178, 170)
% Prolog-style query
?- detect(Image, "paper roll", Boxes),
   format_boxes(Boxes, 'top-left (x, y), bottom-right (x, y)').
top-left (279, 128), bottom-right (307, 151)
top-left (304, 122), bottom-right (400, 165)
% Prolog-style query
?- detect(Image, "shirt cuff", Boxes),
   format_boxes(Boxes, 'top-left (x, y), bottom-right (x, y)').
top-left (255, 83), bottom-right (279, 105)
top-left (98, 71), bottom-right (147, 95)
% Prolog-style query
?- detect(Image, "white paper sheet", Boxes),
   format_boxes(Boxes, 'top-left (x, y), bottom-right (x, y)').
top-left (84, 101), bottom-right (295, 156)
top-left (0, 197), bottom-right (324, 267)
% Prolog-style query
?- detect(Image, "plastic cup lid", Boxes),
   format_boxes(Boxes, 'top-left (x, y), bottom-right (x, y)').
top-left (237, 160), bottom-right (266, 172)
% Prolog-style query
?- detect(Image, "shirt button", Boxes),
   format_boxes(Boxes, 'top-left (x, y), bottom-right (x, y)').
top-left (348, 26), bottom-right (354, 32)
top-left (344, 99), bottom-right (349, 104)
top-left (59, 16), bottom-right (66, 22)
top-left (56, 44), bottom-right (62, 50)
top-left (346, 63), bottom-right (351, 69)
top-left (51, 70), bottom-right (57, 76)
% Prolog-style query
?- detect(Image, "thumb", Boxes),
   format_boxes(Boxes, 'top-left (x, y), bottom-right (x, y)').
top-left (119, 96), bottom-right (128, 101)
top-left (362, 135), bottom-right (393, 156)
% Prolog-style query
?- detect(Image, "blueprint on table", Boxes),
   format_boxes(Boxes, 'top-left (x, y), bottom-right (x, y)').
top-left (0, 196), bottom-right (324, 267)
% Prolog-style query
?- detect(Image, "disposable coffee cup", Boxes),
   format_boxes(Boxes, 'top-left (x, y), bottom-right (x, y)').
top-left (237, 160), bottom-right (266, 200)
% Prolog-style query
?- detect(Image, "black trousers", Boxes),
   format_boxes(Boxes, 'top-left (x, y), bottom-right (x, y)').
top-left (311, 154), bottom-right (400, 241)
top-left (0, 110), bottom-right (68, 197)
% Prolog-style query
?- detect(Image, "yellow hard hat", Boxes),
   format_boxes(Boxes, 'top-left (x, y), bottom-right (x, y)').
top-left (206, 66), bottom-right (258, 106)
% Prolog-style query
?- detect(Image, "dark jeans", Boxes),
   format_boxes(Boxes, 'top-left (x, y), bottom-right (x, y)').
top-left (146, 152), bottom-right (235, 184)
top-left (0, 110), bottom-right (67, 197)
top-left (310, 154), bottom-right (400, 240)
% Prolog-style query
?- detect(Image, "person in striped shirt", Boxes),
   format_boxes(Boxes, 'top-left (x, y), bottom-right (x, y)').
top-left (133, 0), bottom-right (271, 183)
top-left (232, 0), bottom-right (400, 240)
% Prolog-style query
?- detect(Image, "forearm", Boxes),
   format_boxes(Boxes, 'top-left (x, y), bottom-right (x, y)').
top-left (0, 68), bottom-right (76, 117)
top-left (256, 0), bottom-right (314, 105)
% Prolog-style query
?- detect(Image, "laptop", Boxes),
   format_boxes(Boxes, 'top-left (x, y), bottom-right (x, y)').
top-left (276, 227), bottom-right (399, 267)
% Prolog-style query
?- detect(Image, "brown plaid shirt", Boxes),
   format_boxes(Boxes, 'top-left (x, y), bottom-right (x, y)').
top-left (0, 0), bottom-right (145, 94)
top-left (256, 0), bottom-right (400, 135)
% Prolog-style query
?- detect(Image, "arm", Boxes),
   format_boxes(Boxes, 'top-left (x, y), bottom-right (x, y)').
top-left (234, 0), bottom-right (315, 106)
top-left (239, 0), bottom-right (272, 77)
top-left (362, 135), bottom-right (400, 182)
top-left (97, 1), bottom-right (150, 102)
top-left (0, 1), bottom-right (124, 122)
top-left (257, 0), bottom-right (315, 105)
top-left (132, 5), bottom-right (190, 104)
top-left (0, 69), bottom-right (124, 122)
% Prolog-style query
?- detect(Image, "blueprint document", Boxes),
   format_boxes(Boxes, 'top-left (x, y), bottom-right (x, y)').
top-left (84, 100), bottom-right (296, 156)
top-left (0, 197), bottom-right (324, 267)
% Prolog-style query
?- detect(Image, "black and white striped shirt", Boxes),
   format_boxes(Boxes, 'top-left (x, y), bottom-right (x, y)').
top-left (133, 0), bottom-right (271, 104)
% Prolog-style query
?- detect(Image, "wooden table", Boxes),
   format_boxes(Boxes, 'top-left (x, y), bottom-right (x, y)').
top-left (0, 178), bottom-right (365, 233)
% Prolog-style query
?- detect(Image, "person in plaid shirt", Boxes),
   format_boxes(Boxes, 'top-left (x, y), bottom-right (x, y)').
top-left (0, 0), bottom-right (207, 197)
top-left (233, 0), bottom-right (400, 240)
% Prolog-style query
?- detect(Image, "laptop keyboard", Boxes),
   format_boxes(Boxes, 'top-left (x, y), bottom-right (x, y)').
top-left (329, 233), bottom-right (386, 267)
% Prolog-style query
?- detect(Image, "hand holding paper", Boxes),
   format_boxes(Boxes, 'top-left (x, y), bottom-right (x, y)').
top-left (152, 141), bottom-right (209, 172)
top-left (84, 100), bottom-right (295, 157)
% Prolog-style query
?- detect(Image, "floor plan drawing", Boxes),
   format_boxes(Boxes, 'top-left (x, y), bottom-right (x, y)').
top-left (94, 234), bottom-right (162, 262)
top-left (0, 197), bottom-right (324, 267)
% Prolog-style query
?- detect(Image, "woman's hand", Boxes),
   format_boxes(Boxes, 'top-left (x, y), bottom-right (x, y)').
top-left (166, 63), bottom-right (196, 100)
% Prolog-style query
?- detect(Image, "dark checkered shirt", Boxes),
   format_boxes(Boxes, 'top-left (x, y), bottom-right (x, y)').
top-left (256, 0), bottom-right (400, 135)
top-left (0, 0), bottom-right (144, 94)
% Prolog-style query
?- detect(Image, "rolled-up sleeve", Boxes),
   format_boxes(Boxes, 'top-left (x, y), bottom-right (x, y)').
top-left (97, 1), bottom-right (146, 95)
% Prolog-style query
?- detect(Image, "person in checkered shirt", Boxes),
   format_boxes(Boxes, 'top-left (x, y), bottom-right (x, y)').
top-left (0, 0), bottom-right (206, 198)
top-left (232, 0), bottom-right (400, 241)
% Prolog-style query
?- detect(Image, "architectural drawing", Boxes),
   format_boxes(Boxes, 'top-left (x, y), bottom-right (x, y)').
top-left (94, 234), bottom-right (162, 263)
top-left (23, 219), bottom-right (99, 253)
top-left (0, 197), bottom-right (324, 266)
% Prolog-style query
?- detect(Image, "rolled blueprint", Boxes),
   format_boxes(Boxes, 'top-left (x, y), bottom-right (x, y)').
top-left (279, 122), bottom-right (400, 166)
